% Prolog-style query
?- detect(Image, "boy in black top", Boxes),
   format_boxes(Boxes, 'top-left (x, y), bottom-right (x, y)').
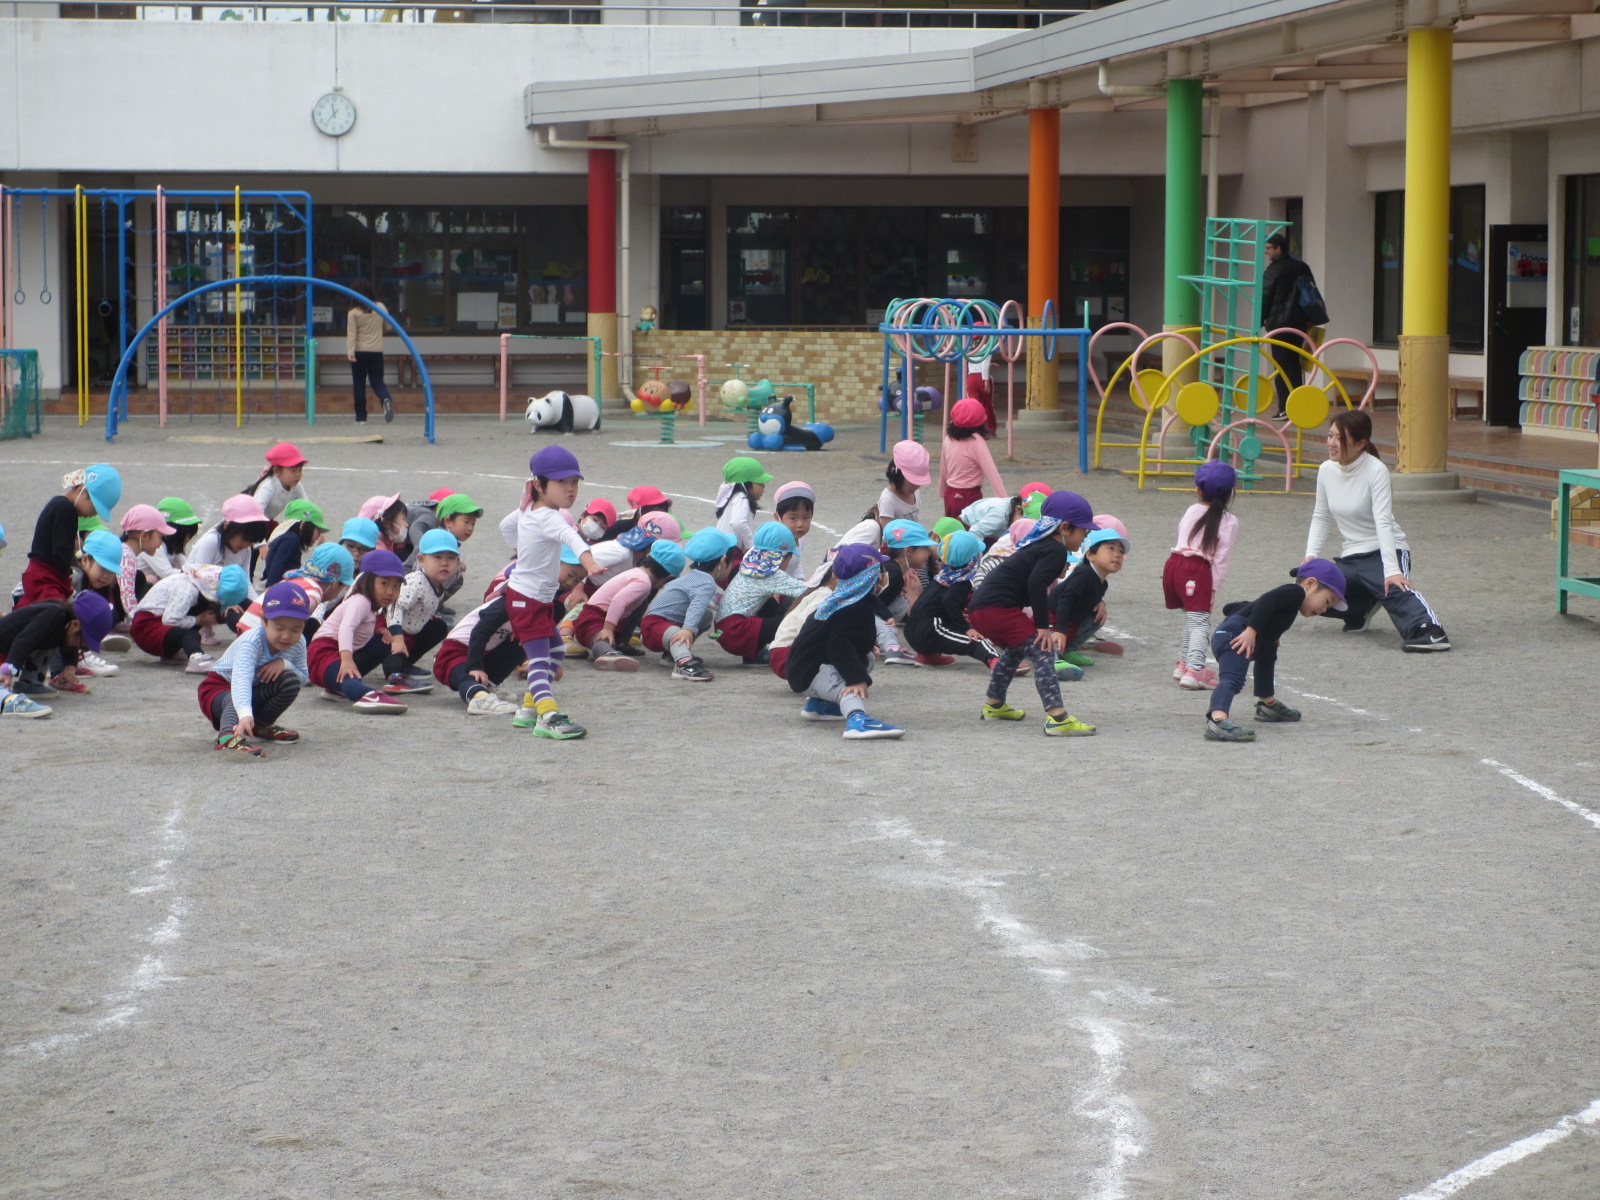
top-left (1048, 529), bottom-right (1125, 680)
top-left (1205, 558), bottom-right (1346, 742)
top-left (903, 530), bottom-right (994, 665)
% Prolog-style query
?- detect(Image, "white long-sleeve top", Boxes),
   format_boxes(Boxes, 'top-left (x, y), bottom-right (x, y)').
top-left (1171, 504), bottom-right (1240, 594)
top-left (1305, 453), bottom-right (1411, 579)
top-left (715, 492), bottom-right (756, 552)
top-left (133, 571), bottom-right (209, 628)
top-left (189, 527), bottom-right (260, 600)
top-left (137, 543), bottom-right (182, 581)
top-left (247, 474), bottom-right (310, 523)
top-left (499, 505), bottom-right (588, 602)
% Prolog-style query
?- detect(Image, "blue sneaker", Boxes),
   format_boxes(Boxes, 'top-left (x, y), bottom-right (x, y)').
top-left (843, 710), bottom-right (904, 740)
top-left (0, 693), bottom-right (52, 718)
top-left (801, 698), bottom-right (845, 721)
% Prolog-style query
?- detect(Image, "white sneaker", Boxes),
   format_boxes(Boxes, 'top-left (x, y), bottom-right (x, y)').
top-left (78, 651), bottom-right (119, 677)
top-left (185, 653), bottom-right (217, 675)
top-left (100, 634), bottom-right (133, 653)
top-left (466, 692), bottom-right (519, 716)
top-left (881, 646), bottom-right (919, 667)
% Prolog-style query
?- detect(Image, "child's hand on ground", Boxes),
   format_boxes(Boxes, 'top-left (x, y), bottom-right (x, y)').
top-left (256, 659), bottom-right (285, 682)
top-left (1230, 626), bottom-right (1258, 658)
top-left (234, 714), bottom-right (255, 739)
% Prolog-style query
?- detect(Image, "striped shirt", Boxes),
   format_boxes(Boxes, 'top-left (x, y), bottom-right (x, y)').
top-left (213, 625), bottom-right (310, 719)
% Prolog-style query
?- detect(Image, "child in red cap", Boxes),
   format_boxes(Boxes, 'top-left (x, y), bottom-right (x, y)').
top-left (939, 398), bottom-right (1008, 519)
top-left (244, 442), bottom-right (311, 523)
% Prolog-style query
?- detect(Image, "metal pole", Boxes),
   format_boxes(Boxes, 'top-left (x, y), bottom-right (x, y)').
top-left (499, 331), bottom-right (509, 420)
top-left (233, 185), bottom-right (243, 429)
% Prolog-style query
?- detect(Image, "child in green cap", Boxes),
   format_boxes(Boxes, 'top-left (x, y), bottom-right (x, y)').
top-left (714, 456), bottom-right (772, 554)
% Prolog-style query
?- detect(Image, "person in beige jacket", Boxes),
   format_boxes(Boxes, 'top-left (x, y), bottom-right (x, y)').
top-left (346, 280), bottom-right (394, 424)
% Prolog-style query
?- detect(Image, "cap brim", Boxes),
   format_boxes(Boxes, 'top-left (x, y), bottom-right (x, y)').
top-left (544, 470), bottom-right (584, 480)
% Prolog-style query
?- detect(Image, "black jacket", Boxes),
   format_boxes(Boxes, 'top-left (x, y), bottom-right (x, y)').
top-left (969, 538), bottom-right (1068, 629)
top-left (786, 592), bottom-right (877, 692)
top-left (905, 577), bottom-right (973, 648)
top-left (1048, 561), bottom-right (1109, 636)
top-left (28, 495), bottom-right (78, 575)
top-left (0, 601), bottom-right (77, 670)
top-left (1262, 252), bottom-right (1311, 332)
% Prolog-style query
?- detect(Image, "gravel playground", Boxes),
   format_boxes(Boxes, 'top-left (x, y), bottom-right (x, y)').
top-left (3, 412), bottom-right (1599, 1200)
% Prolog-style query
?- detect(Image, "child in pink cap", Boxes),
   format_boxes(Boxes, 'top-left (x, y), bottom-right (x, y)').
top-left (111, 503), bottom-right (177, 639)
top-left (939, 398), bottom-right (1008, 519)
top-left (358, 493), bottom-right (409, 554)
top-left (881, 440), bottom-right (930, 522)
top-left (243, 442), bottom-right (311, 523)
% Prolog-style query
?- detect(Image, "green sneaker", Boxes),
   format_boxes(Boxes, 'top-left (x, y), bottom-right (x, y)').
top-left (512, 705), bottom-right (539, 729)
top-left (1254, 698), bottom-right (1302, 723)
top-left (1043, 713), bottom-right (1096, 737)
top-left (532, 710), bottom-right (586, 740)
top-left (980, 701), bottom-right (1027, 721)
top-left (1059, 650), bottom-right (1095, 669)
top-left (1204, 716), bottom-right (1256, 742)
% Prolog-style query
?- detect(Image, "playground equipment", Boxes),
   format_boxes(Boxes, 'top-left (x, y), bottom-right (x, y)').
top-left (0, 348), bottom-right (41, 441)
top-left (498, 333), bottom-right (601, 421)
top-left (526, 390), bottom-right (602, 433)
top-left (106, 277), bottom-right (437, 444)
top-left (748, 394), bottom-right (835, 452)
top-left (878, 296), bottom-right (1094, 470)
top-left (0, 184), bottom-right (314, 428)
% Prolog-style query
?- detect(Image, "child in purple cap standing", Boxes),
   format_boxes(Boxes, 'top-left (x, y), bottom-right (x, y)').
top-left (198, 582), bottom-right (313, 757)
top-left (1204, 559), bottom-right (1346, 743)
top-left (967, 490), bottom-right (1099, 737)
top-left (785, 543), bottom-right (905, 740)
top-left (497, 446), bottom-right (601, 738)
top-left (1164, 460), bottom-right (1239, 691)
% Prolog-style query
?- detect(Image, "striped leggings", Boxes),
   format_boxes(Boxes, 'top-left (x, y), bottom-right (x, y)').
top-left (1178, 609), bottom-right (1211, 673)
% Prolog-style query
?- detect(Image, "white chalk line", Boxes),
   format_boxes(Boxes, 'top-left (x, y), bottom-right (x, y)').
top-left (9, 797), bottom-right (191, 1059)
top-left (1480, 759), bottom-right (1600, 834)
top-left (1396, 1097), bottom-right (1600, 1200)
top-left (867, 818), bottom-right (1156, 1200)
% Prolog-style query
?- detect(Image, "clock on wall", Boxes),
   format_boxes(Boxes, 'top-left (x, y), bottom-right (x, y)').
top-left (311, 92), bottom-right (357, 138)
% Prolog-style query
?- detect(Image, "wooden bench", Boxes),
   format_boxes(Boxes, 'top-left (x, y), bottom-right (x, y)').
top-left (1331, 368), bottom-right (1484, 419)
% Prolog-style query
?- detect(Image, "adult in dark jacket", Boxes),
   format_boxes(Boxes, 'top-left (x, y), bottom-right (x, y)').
top-left (1261, 233), bottom-right (1314, 418)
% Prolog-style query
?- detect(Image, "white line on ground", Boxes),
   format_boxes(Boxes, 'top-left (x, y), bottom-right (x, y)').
top-left (1396, 1097), bottom-right (1600, 1199)
top-left (868, 818), bottom-right (1152, 1200)
top-left (9, 797), bottom-right (191, 1059)
top-left (1480, 759), bottom-right (1600, 834)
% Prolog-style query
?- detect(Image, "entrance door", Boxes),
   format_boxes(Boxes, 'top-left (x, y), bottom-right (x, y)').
top-left (1485, 223), bottom-right (1548, 427)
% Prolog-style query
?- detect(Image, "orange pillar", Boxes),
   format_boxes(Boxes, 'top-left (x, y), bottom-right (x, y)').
top-left (1027, 107), bottom-right (1060, 410)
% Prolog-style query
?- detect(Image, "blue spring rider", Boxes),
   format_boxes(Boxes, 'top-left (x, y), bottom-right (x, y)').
top-left (878, 376), bottom-right (943, 414)
top-left (747, 395), bottom-right (836, 452)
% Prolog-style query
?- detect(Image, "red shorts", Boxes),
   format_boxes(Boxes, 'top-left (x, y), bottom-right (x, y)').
top-left (504, 587), bottom-right (557, 642)
top-left (639, 613), bottom-right (676, 654)
top-left (130, 610), bottom-right (176, 658)
top-left (20, 559), bottom-right (72, 606)
top-left (768, 644), bottom-right (791, 681)
top-left (432, 637), bottom-right (467, 687)
top-left (714, 612), bottom-right (763, 660)
top-left (966, 605), bottom-right (1043, 651)
top-left (305, 636), bottom-right (343, 688)
top-left (942, 484), bottom-right (983, 520)
top-left (1162, 552), bottom-right (1214, 611)
top-left (196, 671), bottom-right (231, 727)
top-left (569, 603), bottom-right (607, 648)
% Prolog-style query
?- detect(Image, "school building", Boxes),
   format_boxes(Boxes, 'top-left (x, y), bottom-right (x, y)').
top-left (2, 0), bottom-right (1599, 485)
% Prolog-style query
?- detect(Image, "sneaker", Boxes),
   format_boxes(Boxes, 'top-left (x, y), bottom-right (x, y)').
top-left (1343, 603), bottom-right (1379, 633)
top-left (800, 697), bottom-right (845, 721)
top-left (914, 652), bottom-right (956, 666)
top-left (1177, 670), bottom-right (1208, 691)
top-left (1402, 622), bottom-right (1451, 653)
top-left (352, 690), bottom-right (407, 713)
top-left (1044, 713), bottom-right (1096, 737)
top-left (49, 673), bottom-right (90, 694)
top-left (466, 692), bottom-right (519, 717)
top-left (383, 672), bottom-right (433, 694)
top-left (532, 709), bottom-right (586, 740)
top-left (99, 634), bottom-right (133, 654)
top-left (1058, 650), bottom-right (1094, 669)
top-left (404, 664), bottom-right (432, 679)
top-left (880, 646), bottom-right (919, 667)
top-left (382, 395), bottom-right (394, 423)
top-left (1173, 659), bottom-right (1187, 681)
top-left (1192, 665), bottom-right (1220, 688)
top-left (614, 643), bottom-right (646, 658)
top-left (214, 730), bottom-right (265, 758)
top-left (593, 653), bottom-right (639, 673)
top-left (1053, 661), bottom-right (1085, 682)
top-left (562, 637), bottom-right (589, 660)
top-left (1088, 639), bottom-right (1124, 656)
top-left (1254, 698), bottom-right (1301, 723)
top-left (740, 649), bottom-right (771, 666)
top-left (512, 704), bottom-right (539, 728)
top-left (78, 651), bottom-right (119, 677)
top-left (199, 627), bottom-right (220, 647)
top-left (0, 693), bottom-right (52, 718)
top-left (250, 723), bottom-right (301, 743)
top-left (184, 653), bottom-right (217, 675)
top-left (672, 659), bottom-right (714, 682)
top-left (1014, 659), bottom-right (1031, 677)
top-left (980, 700), bottom-right (1026, 721)
top-left (318, 687), bottom-right (347, 702)
top-left (1204, 716), bottom-right (1256, 742)
top-left (843, 710), bottom-right (905, 740)
top-left (15, 679), bottom-right (58, 698)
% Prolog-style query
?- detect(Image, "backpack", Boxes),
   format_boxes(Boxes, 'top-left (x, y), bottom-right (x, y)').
top-left (1295, 270), bottom-right (1330, 327)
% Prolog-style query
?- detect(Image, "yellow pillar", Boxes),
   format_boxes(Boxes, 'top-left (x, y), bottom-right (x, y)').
top-left (1398, 26), bottom-right (1451, 475)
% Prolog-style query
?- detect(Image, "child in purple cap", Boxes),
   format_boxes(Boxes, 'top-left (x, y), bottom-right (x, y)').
top-left (1204, 558), bottom-right (1346, 743)
top-left (784, 543), bottom-right (905, 739)
top-left (198, 582), bottom-right (313, 757)
top-left (1164, 460), bottom-right (1240, 691)
top-left (496, 446), bottom-right (602, 738)
top-left (0, 591), bottom-right (111, 709)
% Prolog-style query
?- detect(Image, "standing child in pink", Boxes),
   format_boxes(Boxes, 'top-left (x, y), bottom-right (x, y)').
top-left (1163, 460), bottom-right (1239, 690)
top-left (939, 398), bottom-right (1009, 519)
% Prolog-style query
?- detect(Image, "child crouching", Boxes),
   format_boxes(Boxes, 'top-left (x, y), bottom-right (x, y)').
top-left (198, 583), bottom-right (313, 758)
top-left (640, 528), bottom-right (739, 683)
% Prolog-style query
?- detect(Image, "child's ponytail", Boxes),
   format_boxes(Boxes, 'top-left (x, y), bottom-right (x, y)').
top-left (241, 466), bottom-right (273, 498)
top-left (1189, 493), bottom-right (1233, 557)
top-left (715, 481), bottom-right (761, 518)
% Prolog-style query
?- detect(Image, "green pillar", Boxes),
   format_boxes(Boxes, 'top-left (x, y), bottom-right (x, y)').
top-left (1164, 78), bottom-right (1204, 331)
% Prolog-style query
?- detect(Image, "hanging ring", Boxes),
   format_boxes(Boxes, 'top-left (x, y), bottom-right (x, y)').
top-left (39, 288), bottom-right (52, 304)
top-left (12, 289), bottom-right (24, 305)
top-left (98, 299), bottom-right (114, 316)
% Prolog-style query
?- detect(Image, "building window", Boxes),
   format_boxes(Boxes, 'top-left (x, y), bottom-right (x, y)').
top-left (659, 206), bottom-right (707, 331)
top-left (1371, 185), bottom-right (1486, 351)
top-left (311, 204), bottom-right (586, 336)
top-left (1564, 174), bottom-right (1600, 346)
top-left (1062, 207), bottom-right (1130, 328)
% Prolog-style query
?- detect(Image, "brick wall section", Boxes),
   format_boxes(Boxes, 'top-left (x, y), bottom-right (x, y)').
top-left (635, 329), bottom-right (896, 425)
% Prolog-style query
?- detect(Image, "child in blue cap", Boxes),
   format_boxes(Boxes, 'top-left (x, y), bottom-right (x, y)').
top-left (20, 464), bottom-right (121, 608)
top-left (130, 563), bottom-right (250, 674)
top-left (785, 543), bottom-right (905, 740)
top-left (714, 521), bottom-right (811, 664)
top-left (199, 581), bottom-right (314, 758)
top-left (1047, 527), bottom-right (1127, 683)
top-left (903, 530), bottom-right (996, 667)
top-left (380, 528), bottom-right (462, 693)
top-left (874, 518), bottom-right (937, 667)
top-left (641, 527), bottom-right (738, 682)
top-left (497, 446), bottom-right (602, 738)
top-left (236, 542), bottom-right (354, 641)
top-left (1204, 558), bottom-right (1346, 742)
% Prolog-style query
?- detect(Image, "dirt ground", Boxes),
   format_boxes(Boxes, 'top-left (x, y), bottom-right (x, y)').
top-left (2, 410), bottom-right (1598, 1200)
